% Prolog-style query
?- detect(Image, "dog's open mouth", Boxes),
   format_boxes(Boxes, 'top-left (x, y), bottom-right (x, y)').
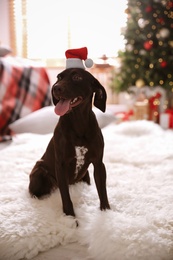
top-left (54, 96), bottom-right (83, 116)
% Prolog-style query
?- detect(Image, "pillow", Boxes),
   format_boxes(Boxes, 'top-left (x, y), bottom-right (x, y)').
top-left (0, 57), bottom-right (51, 140)
top-left (93, 107), bottom-right (116, 128)
top-left (9, 106), bottom-right (59, 134)
top-left (0, 46), bottom-right (11, 57)
top-left (9, 106), bottom-right (116, 134)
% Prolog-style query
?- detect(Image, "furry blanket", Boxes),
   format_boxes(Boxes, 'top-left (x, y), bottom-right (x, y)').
top-left (0, 121), bottom-right (173, 260)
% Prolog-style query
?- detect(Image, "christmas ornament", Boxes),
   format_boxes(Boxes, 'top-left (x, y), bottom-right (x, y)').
top-left (125, 8), bottom-right (130, 14)
top-left (145, 6), bottom-right (153, 12)
top-left (126, 44), bottom-right (133, 51)
top-left (138, 18), bottom-right (146, 28)
top-left (167, 1), bottom-right (173, 8)
top-left (168, 41), bottom-right (173, 47)
top-left (143, 40), bottom-right (153, 50)
top-left (159, 28), bottom-right (170, 38)
top-left (139, 49), bottom-right (147, 55)
top-left (135, 79), bottom-right (145, 88)
top-left (161, 0), bottom-right (167, 6)
top-left (157, 18), bottom-right (164, 24)
top-left (160, 60), bottom-right (167, 68)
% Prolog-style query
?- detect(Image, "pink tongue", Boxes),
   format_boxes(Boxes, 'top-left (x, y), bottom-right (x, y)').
top-left (54, 99), bottom-right (71, 116)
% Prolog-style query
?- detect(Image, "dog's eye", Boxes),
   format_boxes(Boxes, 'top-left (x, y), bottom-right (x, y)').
top-left (72, 74), bottom-right (82, 81)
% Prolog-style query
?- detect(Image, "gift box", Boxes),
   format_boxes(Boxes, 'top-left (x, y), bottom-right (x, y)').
top-left (165, 109), bottom-right (173, 128)
top-left (148, 92), bottom-right (161, 123)
top-left (134, 100), bottom-right (149, 120)
top-left (129, 86), bottom-right (165, 123)
top-left (115, 109), bottom-right (134, 123)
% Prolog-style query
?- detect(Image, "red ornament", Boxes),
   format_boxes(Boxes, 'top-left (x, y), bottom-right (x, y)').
top-left (167, 1), bottom-right (173, 8)
top-left (157, 18), bottom-right (164, 24)
top-left (160, 60), bottom-right (167, 68)
top-left (143, 40), bottom-right (153, 50)
top-left (145, 6), bottom-right (153, 12)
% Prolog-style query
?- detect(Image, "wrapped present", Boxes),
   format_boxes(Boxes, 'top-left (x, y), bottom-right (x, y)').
top-left (129, 86), bottom-right (166, 114)
top-left (148, 92), bottom-right (161, 123)
top-left (165, 109), bottom-right (173, 128)
top-left (134, 99), bottom-right (149, 120)
top-left (115, 109), bottom-right (134, 123)
top-left (127, 86), bottom-right (168, 123)
top-left (160, 113), bottom-right (169, 129)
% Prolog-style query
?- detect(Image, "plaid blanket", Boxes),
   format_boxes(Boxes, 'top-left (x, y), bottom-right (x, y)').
top-left (0, 56), bottom-right (52, 142)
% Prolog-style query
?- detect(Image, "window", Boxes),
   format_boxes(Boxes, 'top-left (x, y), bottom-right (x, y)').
top-left (10, 0), bottom-right (127, 67)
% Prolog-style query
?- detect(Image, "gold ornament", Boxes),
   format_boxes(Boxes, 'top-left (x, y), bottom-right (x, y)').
top-left (169, 41), bottom-right (173, 47)
top-left (169, 11), bottom-right (173, 19)
top-left (135, 79), bottom-right (145, 88)
top-left (125, 8), bottom-right (130, 14)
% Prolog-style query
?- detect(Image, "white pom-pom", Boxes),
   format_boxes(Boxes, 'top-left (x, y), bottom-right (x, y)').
top-left (85, 58), bottom-right (93, 68)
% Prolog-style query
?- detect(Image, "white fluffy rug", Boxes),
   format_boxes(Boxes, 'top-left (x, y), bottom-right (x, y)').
top-left (1, 120), bottom-right (173, 260)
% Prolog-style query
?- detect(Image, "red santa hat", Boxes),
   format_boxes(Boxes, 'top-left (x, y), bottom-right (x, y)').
top-left (65, 47), bottom-right (93, 69)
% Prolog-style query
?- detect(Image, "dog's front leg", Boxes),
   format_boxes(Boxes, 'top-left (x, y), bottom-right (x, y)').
top-left (56, 164), bottom-right (75, 217)
top-left (93, 161), bottom-right (110, 210)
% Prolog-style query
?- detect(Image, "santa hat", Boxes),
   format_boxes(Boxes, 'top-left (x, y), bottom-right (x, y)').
top-left (65, 47), bottom-right (93, 69)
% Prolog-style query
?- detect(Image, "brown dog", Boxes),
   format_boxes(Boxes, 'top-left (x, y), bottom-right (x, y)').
top-left (29, 68), bottom-right (110, 217)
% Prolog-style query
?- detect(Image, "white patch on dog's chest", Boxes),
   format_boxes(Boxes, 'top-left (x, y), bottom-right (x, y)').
top-left (75, 146), bottom-right (88, 177)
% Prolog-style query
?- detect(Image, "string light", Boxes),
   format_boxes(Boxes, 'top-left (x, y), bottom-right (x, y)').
top-left (149, 82), bottom-right (154, 86)
top-left (159, 80), bottom-right (164, 85)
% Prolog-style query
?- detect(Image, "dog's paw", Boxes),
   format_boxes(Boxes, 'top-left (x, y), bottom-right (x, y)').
top-left (100, 203), bottom-right (111, 211)
top-left (75, 219), bottom-right (79, 227)
top-left (71, 216), bottom-right (79, 227)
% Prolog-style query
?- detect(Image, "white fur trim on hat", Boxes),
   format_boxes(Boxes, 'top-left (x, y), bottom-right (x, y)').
top-left (66, 58), bottom-right (85, 69)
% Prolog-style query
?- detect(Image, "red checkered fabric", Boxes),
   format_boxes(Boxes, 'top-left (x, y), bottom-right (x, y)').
top-left (0, 56), bottom-right (52, 142)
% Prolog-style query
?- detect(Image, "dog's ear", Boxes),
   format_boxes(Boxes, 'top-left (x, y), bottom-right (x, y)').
top-left (92, 78), bottom-right (107, 112)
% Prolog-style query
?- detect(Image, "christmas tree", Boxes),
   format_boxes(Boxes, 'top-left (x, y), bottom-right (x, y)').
top-left (111, 0), bottom-right (173, 94)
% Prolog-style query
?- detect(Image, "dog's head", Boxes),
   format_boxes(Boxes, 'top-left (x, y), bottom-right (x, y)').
top-left (52, 68), bottom-right (107, 116)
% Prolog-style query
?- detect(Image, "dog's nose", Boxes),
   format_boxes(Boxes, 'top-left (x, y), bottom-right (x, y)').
top-left (53, 84), bottom-right (64, 95)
